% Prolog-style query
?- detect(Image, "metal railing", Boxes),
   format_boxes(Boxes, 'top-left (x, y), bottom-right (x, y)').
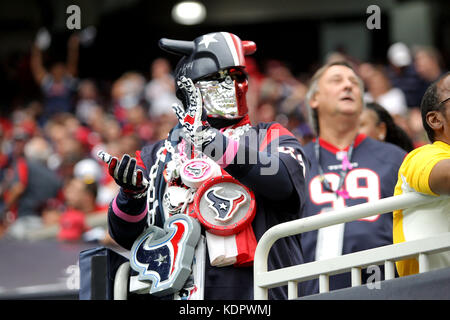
top-left (25, 212), bottom-right (108, 241)
top-left (253, 192), bottom-right (450, 300)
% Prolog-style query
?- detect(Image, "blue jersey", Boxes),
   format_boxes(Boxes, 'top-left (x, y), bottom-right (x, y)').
top-left (108, 121), bottom-right (309, 299)
top-left (300, 134), bottom-right (406, 296)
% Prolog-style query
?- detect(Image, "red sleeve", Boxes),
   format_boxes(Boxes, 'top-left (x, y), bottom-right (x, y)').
top-left (135, 150), bottom-right (146, 170)
top-left (16, 158), bottom-right (28, 186)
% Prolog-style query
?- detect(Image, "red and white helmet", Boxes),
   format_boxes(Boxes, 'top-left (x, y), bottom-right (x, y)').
top-left (159, 32), bottom-right (257, 118)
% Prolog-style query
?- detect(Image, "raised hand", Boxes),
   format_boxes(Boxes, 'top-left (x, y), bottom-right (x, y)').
top-left (98, 150), bottom-right (148, 199)
top-left (172, 76), bottom-right (216, 149)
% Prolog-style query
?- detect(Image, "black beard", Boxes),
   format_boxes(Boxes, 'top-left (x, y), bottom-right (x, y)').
top-left (207, 117), bottom-right (242, 129)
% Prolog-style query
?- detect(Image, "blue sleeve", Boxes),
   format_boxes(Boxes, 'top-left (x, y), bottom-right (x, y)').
top-left (201, 123), bottom-right (308, 202)
top-left (107, 142), bottom-right (163, 250)
top-left (108, 189), bottom-right (147, 250)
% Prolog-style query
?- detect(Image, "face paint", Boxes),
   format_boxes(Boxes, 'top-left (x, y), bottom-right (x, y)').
top-left (196, 68), bottom-right (248, 119)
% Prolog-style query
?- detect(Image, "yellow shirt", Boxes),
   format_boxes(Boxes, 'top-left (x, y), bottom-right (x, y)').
top-left (393, 141), bottom-right (450, 276)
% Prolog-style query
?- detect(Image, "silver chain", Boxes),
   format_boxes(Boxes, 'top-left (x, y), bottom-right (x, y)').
top-left (222, 123), bottom-right (251, 141)
top-left (146, 124), bottom-right (250, 226)
top-left (146, 140), bottom-right (175, 226)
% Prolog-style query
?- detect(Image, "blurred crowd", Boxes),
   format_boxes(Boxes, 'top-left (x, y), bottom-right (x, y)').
top-left (0, 32), bottom-right (447, 244)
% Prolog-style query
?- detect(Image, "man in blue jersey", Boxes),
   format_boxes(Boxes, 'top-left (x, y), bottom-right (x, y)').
top-left (300, 61), bottom-right (406, 296)
top-left (102, 32), bottom-right (308, 300)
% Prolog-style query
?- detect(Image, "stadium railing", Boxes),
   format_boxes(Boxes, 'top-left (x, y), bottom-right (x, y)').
top-left (253, 192), bottom-right (450, 300)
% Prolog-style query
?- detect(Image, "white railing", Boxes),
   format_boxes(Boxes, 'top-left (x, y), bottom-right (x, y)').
top-left (253, 192), bottom-right (450, 300)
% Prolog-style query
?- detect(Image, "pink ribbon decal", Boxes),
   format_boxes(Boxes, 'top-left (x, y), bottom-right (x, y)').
top-left (336, 189), bottom-right (350, 199)
top-left (341, 154), bottom-right (353, 171)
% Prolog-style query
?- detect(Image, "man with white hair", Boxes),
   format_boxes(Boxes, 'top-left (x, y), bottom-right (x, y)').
top-left (300, 61), bottom-right (406, 296)
top-left (24, 136), bottom-right (52, 164)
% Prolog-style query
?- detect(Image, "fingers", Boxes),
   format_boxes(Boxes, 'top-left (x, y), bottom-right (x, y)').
top-left (115, 154), bottom-right (127, 181)
top-left (176, 77), bottom-right (202, 125)
top-left (106, 154), bottom-right (139, 186)
top-left (175, 76), bottom-right (210, 148)
top-left (116, 154), bottom-right (133, 184)
top-left (124, 155), bottom-right (136, 184)
top-left (172, 103), bottom-right (185, 123)
top-left (108, 157), bottom-right (118, 178)
top-left (135, 169), bottom-right (148, 188)
top-left (97, 150), bottom-right (112, 164)
top-left (99, 150), bottom-right (149, 198)
top-left (98, 150), bottom-right (119, 179)
top-left (177, 76), bottom-right (194, 93)
top-left (177, 76), bottom-right (200, 109)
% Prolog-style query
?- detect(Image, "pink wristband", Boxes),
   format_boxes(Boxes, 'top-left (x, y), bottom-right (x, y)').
top-left (112, 195), bottom-right (148, 223)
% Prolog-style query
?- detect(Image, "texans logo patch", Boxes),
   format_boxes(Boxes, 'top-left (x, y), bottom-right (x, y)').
top-left (194, 174), bottom-right (256, 236)
top-left (130, 214), bottom-right (200, 296)
top-left (184, 161), bottom-right (209, 179)
top-left (205, 187), bottom-right (246, 222)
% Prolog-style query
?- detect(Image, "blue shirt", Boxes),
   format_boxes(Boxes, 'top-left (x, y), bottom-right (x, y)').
top-left (300, 134), bottom-right (405, 296)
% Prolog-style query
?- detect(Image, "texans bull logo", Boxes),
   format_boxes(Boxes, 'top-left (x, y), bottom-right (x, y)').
top-left (183, 161), bottom-right (209, 179)
top-left (130, 215), bottom-right (200, 296)
top-left (205, 186), bottom-right (247, 222)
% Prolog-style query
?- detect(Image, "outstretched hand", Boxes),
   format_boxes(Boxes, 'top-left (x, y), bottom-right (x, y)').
top-left (98, 150), bottom-right (148, 199)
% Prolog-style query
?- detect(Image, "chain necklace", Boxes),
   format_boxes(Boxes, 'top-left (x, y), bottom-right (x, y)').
top-left (146, 123), bottom-right (251, 226)
top-left (314, 137), bottom-right (355, 199)
top-left (221, 123), bottom-right (251, 141)
top-left (146, 139), bottom-right (174, 226)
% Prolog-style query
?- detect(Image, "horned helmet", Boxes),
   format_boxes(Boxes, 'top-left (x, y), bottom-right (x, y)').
top-left (159, 32), bottom-right (256, 119)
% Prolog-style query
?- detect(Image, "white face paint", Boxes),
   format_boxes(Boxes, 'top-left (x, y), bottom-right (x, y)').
top-left (195, 75), bottom-right (240, 119)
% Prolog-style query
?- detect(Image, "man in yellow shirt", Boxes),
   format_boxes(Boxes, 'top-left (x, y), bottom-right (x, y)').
top-left (394, 72), bottom-right (450, 276)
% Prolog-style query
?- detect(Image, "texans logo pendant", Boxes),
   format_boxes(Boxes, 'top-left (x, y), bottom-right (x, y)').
top-left (193, 174), bottom-right (256, 236)
top-left (130, 214), bottom-right (201, 296)
top-left (180, 158), bottom-right (221, 189)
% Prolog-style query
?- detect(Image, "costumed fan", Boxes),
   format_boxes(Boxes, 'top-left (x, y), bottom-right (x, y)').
top-left (100, 32), bottom-right (309, 300)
